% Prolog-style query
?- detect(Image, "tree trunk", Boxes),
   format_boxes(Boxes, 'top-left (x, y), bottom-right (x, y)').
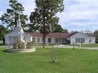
top-left (43, 32), bottom-right (45, 48)
top-left (52, 47), bottom-right (57, 63)
top-left (42, 7), bottom-right (46, 48)
top-left (3, 37), bottom-right (5, 45)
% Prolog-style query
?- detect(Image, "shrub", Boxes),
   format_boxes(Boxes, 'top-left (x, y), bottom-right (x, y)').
top-left (13, 40), bottom-right (26, 49)
top-left (26, 42), bottom-right (32, 49)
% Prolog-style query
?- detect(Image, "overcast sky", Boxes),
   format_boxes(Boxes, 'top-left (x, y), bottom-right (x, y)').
top-left (0, 0), bottom-right (98, 32)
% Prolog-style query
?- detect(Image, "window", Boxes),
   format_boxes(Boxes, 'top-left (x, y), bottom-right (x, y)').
top-left (62, 38), bottom-right (66, 42)
top-left (55, 38), bottom-right (58, 42)
top-left (76, 38), bottom-right (78, 43)
top-left (37, 38), bottom-right (40, 42)
top-left (33, 38), bottom-right (35, 42)
top-left (48, 38), bottom-right (51, 43)
top-left (76, 38), bottom-right (85, 43)
top-left (81, 38), bottom-right (85, 43)
top-left (89, 39), bottom-right (91, 43)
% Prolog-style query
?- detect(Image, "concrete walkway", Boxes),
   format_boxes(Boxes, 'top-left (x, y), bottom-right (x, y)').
top-left (1, 45), bottom-right (98, 50)
top-left (53, 44), bottom-right (98, 50)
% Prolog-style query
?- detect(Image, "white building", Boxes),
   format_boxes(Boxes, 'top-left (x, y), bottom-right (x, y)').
top-left (5, 16), bottom-right (32, 45)
top-left (29, 32), bottom-right (69, 44)
top-left (69, 32), bottom-right (95, 44)
top-left (28, 32), bottom-right (95, 45)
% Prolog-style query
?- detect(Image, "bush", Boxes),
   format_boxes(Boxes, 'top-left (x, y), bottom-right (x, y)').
top-left (13, 40), bottom-right (26, 49)
top-left (26, 42), bottom-right (32, 49)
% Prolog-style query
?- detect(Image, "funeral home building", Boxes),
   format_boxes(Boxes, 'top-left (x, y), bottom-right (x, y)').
top-left (29, 32), bottom-right (96, 44)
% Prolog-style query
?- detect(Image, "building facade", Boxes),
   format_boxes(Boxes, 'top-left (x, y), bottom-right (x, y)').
top-left (4, 16), bottom-right (32, 45)
top-left (29, 32), bottom-right (96, 45)
top-left (69, 32), bottom-right (95, 44)
top-left (29, 32), bottom-right (69, 44)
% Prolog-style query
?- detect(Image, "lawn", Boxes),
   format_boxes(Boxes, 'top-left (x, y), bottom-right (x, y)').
top-left (77, 44), bottom-right (98, 47)
top-left (0, 47), bottom-right (98, 73)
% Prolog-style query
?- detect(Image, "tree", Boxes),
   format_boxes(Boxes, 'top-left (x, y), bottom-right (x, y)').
top-left (94, 30), bottom-right (98, 43)
top-left (53, 24), bottom-right (65, 32)
top-left (0, 0), bottom-right (28, 30)
top-left (0, 25), bottom-right (9, 44)
top-left (63, 29), bottom-right (68, 33)
top-left (29, 0), bottom-right (64, 48)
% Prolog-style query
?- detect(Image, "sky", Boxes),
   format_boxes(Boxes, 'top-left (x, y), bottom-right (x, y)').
top-left (0, 0), bottom-right (98, 32)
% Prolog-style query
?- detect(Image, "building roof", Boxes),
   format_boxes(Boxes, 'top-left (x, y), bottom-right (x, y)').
top-left (46, 33), bottom-right (69, 38)
top-left (28, 32), bottom-right (95, 38)
top-left (69, 32), bottom-right (95, 37)
top-left (5, 28), bottom-right (24, 37)
top-left (29, 32), bottom-right (43, 37)
top-left (29, 32), bottom-right (70, 38)
top-left (85, 33), bottom-right (95, 37)
top-left (67, 32), bottom-right (78, 37)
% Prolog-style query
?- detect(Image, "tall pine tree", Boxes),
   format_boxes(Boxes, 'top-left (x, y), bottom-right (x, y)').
top-left (29, 0), bottom-right (64, 48)
top-left (0, 0), bottom-right (28, 30)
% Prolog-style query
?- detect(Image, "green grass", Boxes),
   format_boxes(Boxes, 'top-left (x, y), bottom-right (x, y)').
top-left (0, 47), bottom-right (98, 73)
top-left (79, 44), bottom-right (98, 47)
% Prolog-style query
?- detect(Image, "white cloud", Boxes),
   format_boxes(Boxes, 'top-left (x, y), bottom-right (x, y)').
top-left (0, 0), bottom-right (98, 32)
top-left (19, 0), bottom-right (36, 16)
top-left (0, 0), bottom-right (36, 16)
top-left (57, 0), bottom-right (98, 32)
top-left (0, 11), bottom-right (3, 16)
